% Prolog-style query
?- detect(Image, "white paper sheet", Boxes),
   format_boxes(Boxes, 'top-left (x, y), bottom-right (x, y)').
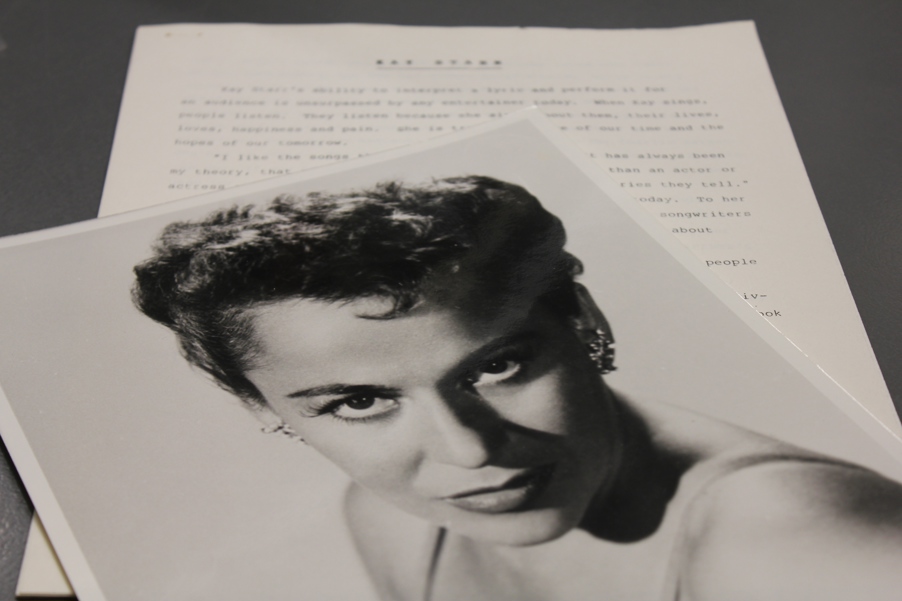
top-left (18, 21), bottom-right (900, 598)
top-left (4, 110), bottom-right (902, 601)
top-left (15, 516), bottom-right (72, 597)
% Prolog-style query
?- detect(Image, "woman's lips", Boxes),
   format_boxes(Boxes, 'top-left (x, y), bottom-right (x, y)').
top-left (441, 465), bottom-right (555, 514)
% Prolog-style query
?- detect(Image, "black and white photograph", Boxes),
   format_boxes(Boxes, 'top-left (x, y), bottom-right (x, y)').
top-left (1, 112), bottom-right (902, 601)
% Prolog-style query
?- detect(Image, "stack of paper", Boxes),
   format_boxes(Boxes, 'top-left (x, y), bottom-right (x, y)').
top-left (5, 22), bottom-right (900, 601)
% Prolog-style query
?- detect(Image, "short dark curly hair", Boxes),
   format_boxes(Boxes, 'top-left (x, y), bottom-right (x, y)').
top-left (133, 176), bottom-right (583, 408)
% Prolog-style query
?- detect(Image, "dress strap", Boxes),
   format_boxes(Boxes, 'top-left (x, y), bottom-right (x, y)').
top-left (422, 527), bottom-right (447, 601)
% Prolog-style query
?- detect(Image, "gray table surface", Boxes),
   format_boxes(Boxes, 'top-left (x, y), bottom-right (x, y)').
top-left (1, 0), bottom-right (901, 598)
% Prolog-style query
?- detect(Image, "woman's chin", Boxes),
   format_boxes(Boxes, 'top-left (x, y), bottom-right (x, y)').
top-left (427, 465), bottom-right (598, 546)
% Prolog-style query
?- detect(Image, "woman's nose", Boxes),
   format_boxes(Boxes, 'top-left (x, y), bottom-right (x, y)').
top-left (423, 391), bottom-right (505, 469)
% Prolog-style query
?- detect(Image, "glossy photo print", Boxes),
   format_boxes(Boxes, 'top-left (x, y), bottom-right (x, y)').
top-left (1, 112), bottom-right (902, 601)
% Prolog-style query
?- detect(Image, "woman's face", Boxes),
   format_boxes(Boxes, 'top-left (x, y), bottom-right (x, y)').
top-left (243, 288), bottom-right (621, 546)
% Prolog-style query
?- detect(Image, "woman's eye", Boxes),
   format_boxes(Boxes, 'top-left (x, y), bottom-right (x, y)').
top-left (330, 395), bottom-right (398, 421)
top-left (470, 359), bottom-right (523, 387)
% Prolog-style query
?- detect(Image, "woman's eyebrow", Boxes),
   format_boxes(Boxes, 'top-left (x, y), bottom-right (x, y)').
top-left (286, 383), bottom-right (399, 399)
top-left (453, 330), bottom-right (542, 371)
top-left (475, 330), bottom-right (541, 355)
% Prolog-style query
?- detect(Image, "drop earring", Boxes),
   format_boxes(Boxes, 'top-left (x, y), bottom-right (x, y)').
top-left (587, 328), bottom-right (616, 375)
top-left (261, 421), bottom-right (306, 443)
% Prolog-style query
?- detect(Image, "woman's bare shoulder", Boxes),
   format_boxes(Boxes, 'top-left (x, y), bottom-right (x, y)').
top-left (681, 459), bottom-right (902, 601)
top-left (343, 482), bottom-right (439, 601)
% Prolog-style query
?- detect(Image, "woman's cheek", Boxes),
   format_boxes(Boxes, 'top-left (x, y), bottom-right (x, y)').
top-left (310, 425), bottom-right (421, 493)
top-left (498, 372), bottom-right (576, 435)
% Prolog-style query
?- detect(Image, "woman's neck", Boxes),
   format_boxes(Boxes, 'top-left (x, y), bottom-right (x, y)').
top-left (578, 393), bottom-right (694, 542)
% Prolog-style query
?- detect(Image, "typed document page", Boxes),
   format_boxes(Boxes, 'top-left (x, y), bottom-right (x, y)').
top-left (99, 22), bottom-right (898, 433)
